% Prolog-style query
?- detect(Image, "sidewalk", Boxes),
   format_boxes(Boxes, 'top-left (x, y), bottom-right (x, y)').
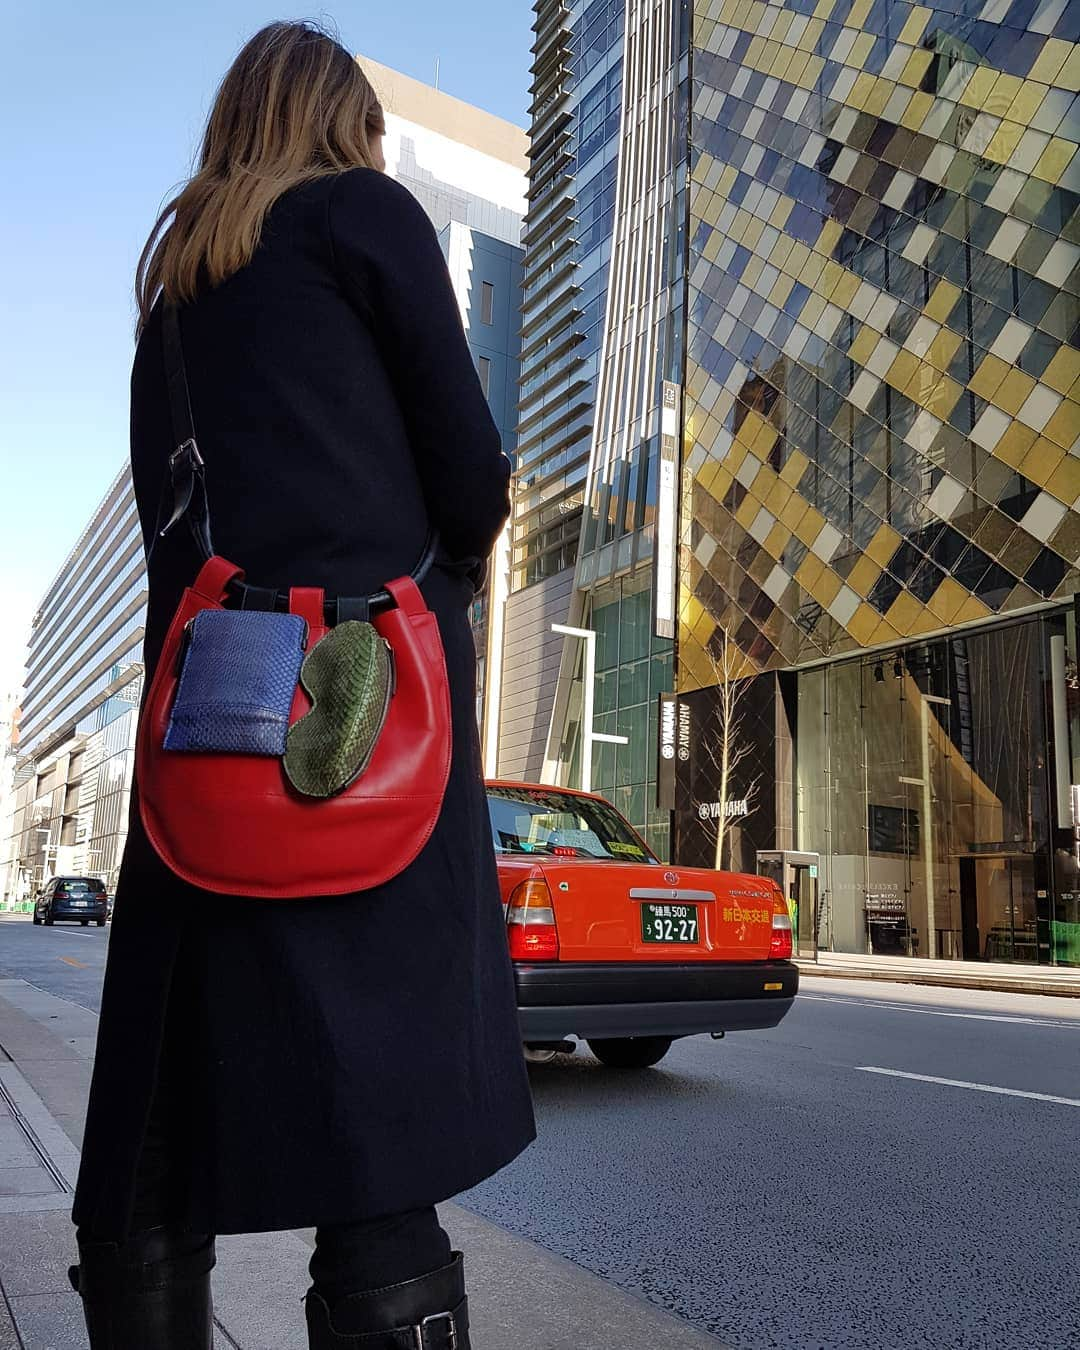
top-left (797, 951), bottom-right (1080, 997)
top-left (0, 977), bottom-right (723, 1350)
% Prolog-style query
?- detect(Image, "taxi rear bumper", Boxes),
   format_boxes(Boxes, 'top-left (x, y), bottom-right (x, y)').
top-left (515, 959), bottom-right (798, 1040)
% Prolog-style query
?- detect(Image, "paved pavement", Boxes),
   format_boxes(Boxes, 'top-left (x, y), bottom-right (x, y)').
top-left (798, 951), bottom-right (1080, 997)
top-left (3, 914), bottom-right (1079, 1348)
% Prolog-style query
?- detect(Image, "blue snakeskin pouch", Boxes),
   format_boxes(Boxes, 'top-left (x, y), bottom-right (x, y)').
top-left (164, 610), bottom-right (307, 756)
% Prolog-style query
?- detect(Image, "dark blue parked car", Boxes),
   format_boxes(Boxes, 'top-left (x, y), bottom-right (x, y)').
top-left (33, 877), bottom-right (108, 927)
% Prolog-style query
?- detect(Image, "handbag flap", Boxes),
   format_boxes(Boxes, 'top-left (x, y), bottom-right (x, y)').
top-left (163, 610), bottom-right (307, 756)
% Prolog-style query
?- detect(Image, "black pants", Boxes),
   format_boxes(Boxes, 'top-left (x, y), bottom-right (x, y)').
top-left (77, 1085), bottom-right (452, 1300)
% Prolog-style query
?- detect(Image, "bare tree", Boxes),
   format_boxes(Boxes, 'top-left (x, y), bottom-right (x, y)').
top-left (697, 628), bottom-right (760, 871)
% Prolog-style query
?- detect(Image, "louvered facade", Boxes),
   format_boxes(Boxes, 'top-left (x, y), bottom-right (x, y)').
top-left (2, 469), bottom-right (145, 902)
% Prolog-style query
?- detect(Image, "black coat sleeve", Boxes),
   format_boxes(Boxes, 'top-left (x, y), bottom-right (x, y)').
top-left (328, 168), bottom-right (512, 560)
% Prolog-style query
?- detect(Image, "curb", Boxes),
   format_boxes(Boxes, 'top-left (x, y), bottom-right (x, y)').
top-left (796, 959), bottom-right (1080, 999)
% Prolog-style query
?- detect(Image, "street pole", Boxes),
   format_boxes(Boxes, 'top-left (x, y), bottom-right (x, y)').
top-left (551, 624), bottom-right (628, 793)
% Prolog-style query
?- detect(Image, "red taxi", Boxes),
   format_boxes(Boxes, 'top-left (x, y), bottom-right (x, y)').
top-left (487, 781), bottom-right (798, 1068)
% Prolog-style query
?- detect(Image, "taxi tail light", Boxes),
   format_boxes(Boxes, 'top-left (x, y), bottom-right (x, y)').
top-left (769, 911), bottom-right (793, 960)
top-left (506, 879), bottom-right (559, 961)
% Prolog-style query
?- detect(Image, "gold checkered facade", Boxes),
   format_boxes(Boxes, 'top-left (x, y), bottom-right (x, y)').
top-left (679, 0), bottom-right (1080, 692)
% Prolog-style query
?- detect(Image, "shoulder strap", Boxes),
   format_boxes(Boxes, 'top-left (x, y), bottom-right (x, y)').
top-left (156, 305), bottom-right (214, 562)
top-left (162, 303), bottom-right (196, 449)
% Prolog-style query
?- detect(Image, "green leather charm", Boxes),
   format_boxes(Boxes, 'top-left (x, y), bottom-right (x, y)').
top-left (284, 621), bottom-right (394, 799)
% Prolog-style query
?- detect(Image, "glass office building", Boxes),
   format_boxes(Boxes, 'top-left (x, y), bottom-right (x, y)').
top-left (493, 0), bottom-right (629, 793)
top-left (676, 0), bottom-right (1080, 965)
top-left (495, 0), bottom-right (689, 856)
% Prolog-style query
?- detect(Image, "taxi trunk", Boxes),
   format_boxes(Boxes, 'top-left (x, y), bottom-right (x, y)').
top-left (497, 858), bottom-right (785, 963)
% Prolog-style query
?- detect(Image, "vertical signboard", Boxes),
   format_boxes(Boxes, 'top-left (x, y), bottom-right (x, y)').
top-left (654, 380), bottom-right (681, 639)
top-left (657, 691), bottom-right (691, 808)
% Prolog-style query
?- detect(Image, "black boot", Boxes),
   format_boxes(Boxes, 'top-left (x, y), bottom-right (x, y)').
top-left (69, 1226), bottom-right (216, 1349)
top-left (305, 1251), bottom-right (469, 1349)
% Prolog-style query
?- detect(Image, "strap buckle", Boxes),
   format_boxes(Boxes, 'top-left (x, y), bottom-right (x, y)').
top-left (159, 438), bottom-right (212, 560)
top-left (169, 437), bottom-right (204, 469)
top-left (414, 1310), bottom-right (457, 1350)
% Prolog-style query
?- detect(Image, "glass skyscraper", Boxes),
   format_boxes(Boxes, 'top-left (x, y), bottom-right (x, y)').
top-left (496, 0), bottom-right (689, 856)
top-left (677, 0), bottom-right (1080, 967)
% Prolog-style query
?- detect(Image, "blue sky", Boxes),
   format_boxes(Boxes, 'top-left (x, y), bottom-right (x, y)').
top-left (0, 2), bottom-right (530, 697)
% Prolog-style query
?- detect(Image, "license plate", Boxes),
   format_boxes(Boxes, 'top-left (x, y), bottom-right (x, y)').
top-left (641, 902), bottom-right (699, 944)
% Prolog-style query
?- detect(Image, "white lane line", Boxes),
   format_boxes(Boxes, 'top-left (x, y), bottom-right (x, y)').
top-left (857, 1066), bottom-right (1080, 1108)
top-left (801, 993), bottom-right (1077, 1030)
top-left (34, 927), bottom-right (107, 940)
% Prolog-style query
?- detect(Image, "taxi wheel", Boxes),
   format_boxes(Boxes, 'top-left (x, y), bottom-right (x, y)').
top-left (44, 913), bottom-right (55, 926)
top-left (587, 1037), bottom-right (672, 1069)
top-left (32, 911), bottom-right (41, 925)
top-left (97, 918), bottom-right (106, 927)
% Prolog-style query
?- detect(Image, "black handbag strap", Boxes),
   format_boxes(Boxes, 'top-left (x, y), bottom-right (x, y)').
top-left (159, 304), bottom-right (214, 563)
top-left (156, 304), bottom-right (438, 616)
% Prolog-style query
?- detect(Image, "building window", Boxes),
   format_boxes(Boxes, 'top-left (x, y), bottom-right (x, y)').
top-left (481, 281), bottom-right (494, 326)
top-left (782, 620), bottom-right (1073, 965)
top-left (478, 356), bottom-right (492, 398)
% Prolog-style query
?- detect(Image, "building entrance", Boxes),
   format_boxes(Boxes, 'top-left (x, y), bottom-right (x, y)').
top-left (958, 854), bottom-right (1041, 963)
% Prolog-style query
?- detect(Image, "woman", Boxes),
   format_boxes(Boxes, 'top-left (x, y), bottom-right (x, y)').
top-left (71, 21), bottom-right (535, 1350)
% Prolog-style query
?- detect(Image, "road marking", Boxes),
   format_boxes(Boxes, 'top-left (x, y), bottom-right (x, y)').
top-left (857, 1066), bottom-right (1080, 1108)
top-left (59, 957), bottom-right (87, 969)
top-left (38, 927), bottom-right (106, 939)
top-left (801, 993), bottom-right (1077, 1030)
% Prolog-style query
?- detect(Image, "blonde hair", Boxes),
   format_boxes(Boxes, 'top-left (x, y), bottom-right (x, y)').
top-left (136, 21), bottom-right (385, 327)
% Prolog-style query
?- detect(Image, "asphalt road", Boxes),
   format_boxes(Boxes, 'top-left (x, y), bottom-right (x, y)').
top-left (2, 914), bottom-right (1078, 1350)
top-left (0, 913), bottom-right (109, 1012)
top-left (462, 977), bottom-right (1080, 1350)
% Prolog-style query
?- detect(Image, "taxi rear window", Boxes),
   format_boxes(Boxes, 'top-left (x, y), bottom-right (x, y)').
top-left (55, 879), bottom-right (105, 894)
top-left (487, 787), bottom-right (656, 862)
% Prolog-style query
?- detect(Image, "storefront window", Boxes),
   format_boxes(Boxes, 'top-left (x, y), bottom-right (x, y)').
top-left (798, 615), bottom-right (1063, 964)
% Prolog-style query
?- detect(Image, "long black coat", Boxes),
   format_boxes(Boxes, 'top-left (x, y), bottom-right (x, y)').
top-left (72, 168), bottom-right (535, 1238)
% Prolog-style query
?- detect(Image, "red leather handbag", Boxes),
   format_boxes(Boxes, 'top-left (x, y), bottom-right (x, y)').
top-left (135, 307), bottom-right (452, 898)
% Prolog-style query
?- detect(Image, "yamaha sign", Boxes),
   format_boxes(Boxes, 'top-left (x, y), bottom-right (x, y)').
top-left (657, 693), bottom-right (691, 808)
